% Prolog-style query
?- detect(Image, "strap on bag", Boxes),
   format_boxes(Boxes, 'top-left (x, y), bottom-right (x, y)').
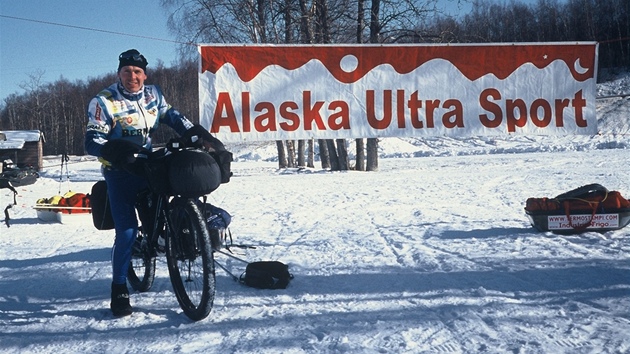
top-left (559, 187), bottom-right (608, 230)
top-left (562, 199), bottom-right (600, 231)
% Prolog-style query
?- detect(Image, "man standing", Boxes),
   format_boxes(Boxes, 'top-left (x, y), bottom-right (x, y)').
top-left (85, 49), bottom-right (223, 317)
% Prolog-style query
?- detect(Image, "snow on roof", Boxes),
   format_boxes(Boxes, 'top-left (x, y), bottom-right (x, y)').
top-left (0, 130), bottom-right (42, 142)
top-left (0, 140), bottom-right (25, 150)
top-left (0, 130), bottom-right (41, 150)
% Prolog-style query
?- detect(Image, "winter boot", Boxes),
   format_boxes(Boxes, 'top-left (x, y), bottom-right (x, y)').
top-left (110, 282), bottom-right (132, 317)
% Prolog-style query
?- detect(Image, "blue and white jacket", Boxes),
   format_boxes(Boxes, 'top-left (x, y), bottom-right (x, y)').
top-left (85, 82), bottom-right (193, 158)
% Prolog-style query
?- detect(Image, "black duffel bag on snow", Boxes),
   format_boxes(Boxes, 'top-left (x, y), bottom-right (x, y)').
top-left (240, 261), bottom-right (293, 289)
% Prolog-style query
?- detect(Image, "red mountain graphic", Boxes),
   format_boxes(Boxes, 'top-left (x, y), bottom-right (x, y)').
top-left (200, 44), bottom-right (597, 83)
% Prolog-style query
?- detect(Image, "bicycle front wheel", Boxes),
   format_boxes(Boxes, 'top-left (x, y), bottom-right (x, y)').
top-left (165, 199), bottom-right (216, 321)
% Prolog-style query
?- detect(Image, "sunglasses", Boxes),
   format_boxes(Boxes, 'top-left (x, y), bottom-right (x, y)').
top-left (119, 52), bottom-right (145, 62)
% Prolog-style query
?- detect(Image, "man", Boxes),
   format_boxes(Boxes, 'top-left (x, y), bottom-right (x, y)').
top-left (85, 49), bottom-right (223, 317)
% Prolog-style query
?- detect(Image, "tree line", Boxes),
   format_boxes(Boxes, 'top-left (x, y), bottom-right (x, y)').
top-left (1, 0), bottom-right (627, 169)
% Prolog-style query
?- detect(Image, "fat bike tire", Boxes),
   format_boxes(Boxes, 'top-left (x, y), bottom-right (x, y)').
top-left (165, 199), bottom-right (216, 321)
top-left (128, 227), bottom-right (156, 292)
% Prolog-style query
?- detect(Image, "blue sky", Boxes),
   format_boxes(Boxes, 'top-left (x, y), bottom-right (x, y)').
top-left (0, 0), bottom-right (181, 103)
top-left (0, 0), bottom-right (540, 104)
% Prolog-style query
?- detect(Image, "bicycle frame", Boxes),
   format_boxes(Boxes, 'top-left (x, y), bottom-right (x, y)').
top-left (135, 190), bottom-right (167, 255)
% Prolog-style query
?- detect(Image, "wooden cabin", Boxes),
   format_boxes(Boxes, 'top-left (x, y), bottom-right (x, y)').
top-left (0, 130), bottom-right (45, 172)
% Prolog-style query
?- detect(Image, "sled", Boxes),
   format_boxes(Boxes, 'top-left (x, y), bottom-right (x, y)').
top-left (525, 184), bottom-right (630, 234)
top-left (32, 155), bottom-right (92, 225)
top-left (34, 204), bottom-right (93, 224)
top-left (34, 190), bottom-right (91, 225)
top-left (526, 208), bottom-right (630, 234)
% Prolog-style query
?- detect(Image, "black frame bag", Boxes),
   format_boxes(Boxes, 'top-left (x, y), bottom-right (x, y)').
top-left (240, 261), bottom-right (293, 289)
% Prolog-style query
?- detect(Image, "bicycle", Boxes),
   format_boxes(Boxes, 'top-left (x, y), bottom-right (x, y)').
top-left (123, 137), bottom-right (226, 321)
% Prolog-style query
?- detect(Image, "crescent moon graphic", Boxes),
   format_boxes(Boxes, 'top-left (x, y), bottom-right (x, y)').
top-left (574, 58), bottom-right (589, 75)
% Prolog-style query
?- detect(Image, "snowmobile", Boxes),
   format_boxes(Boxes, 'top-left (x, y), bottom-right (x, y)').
top-left (0, 158), bottom-right (39, 186)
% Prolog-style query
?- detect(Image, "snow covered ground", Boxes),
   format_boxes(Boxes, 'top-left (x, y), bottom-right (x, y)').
top-left (0, 72), bottom-right (628, 353)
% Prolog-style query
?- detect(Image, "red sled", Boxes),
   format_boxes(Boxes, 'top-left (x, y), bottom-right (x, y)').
top-left (525, 184), bottom-right (630, 234)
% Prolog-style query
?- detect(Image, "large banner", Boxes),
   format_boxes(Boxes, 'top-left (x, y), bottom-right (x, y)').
top-left (198, 43), bottom-right (598, 142)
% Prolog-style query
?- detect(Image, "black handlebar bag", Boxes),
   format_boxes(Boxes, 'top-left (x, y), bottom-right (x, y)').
top-left (102, 138), bottom-right (225, 198)
top-left (145, 149), bottom-right (222, 198)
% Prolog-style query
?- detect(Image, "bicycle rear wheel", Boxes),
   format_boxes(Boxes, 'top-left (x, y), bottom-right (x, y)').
top-left (165, 199), bottom-right (215, 321)
top-left (128, 227), bottom-right (156, 292)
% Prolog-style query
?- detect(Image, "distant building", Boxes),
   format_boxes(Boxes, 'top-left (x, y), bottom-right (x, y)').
top-left (0, 130), bottom-right (45, 171)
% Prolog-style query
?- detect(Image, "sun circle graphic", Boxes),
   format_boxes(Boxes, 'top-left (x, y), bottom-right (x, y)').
top-left (340, 55), bottom-right (358, 72)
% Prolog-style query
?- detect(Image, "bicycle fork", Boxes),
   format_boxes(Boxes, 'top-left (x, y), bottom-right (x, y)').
top-left (164, 198), bottom-right (201, 262)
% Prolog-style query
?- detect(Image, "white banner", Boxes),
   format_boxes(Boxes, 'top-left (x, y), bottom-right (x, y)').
top-left (198, 43), bottom-right (599, 142)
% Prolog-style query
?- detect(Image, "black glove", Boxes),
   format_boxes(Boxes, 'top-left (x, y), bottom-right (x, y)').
top-left (123, 157), bottom-right (148, 177)
top-left (100, 139), bottom-right (148, 169)
top-left (183, 124), bottom-right (226, 151)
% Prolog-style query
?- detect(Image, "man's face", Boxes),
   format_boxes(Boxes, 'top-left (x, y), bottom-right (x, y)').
top-left (118, 65), bottom-right (146, 92)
